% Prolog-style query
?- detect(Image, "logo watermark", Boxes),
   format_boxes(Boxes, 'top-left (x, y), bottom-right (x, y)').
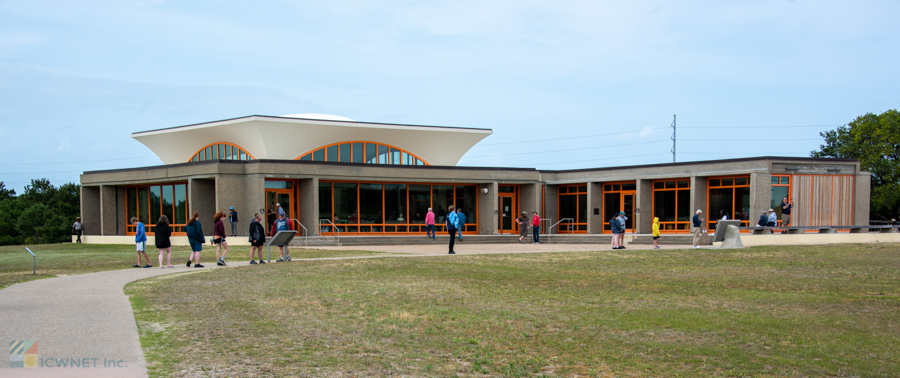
top-left (9, 340), bottom-right (37, 368)
top-left (8, 340), bottom-right (128, 369)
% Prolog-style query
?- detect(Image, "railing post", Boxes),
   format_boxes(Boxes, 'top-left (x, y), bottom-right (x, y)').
top-left (25, 247), bottom-right (35, 275)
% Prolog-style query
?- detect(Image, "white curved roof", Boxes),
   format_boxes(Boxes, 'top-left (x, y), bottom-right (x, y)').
top-left (132, 115), bottom-right (492, 166)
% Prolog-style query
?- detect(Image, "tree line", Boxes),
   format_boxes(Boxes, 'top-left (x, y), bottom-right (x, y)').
top-left (0, 179), bottom-right (80, 245)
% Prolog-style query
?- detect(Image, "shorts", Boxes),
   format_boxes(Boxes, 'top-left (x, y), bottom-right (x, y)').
top-left (213, 236), bottom-right (226, 245)
top-left (251, 241), bottom-right (265, 247)
top-left (189, 241), bottom-right (203, 252)
top-left (136, 241), bottom-right (145, 252)
top-left (652, 236), bottom-right (660, 240)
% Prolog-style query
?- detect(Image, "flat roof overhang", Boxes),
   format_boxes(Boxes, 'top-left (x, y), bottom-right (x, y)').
top-left (131, 115), bottom-right (493, 166)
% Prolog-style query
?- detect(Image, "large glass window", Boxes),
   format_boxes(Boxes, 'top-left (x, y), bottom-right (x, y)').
top-left (708, 175), bottom-right (752, 230)
top-left (297, 141), bottom-right (430, 166)
top-left (771, 175), bottom-right (791, 223)
top-left (318, 181), bottom-right (477, 234)
top-left (126, 183), bottom-right (189, 235)
top-left (558, 184), bottom-right (587, 232)
top-left (385, 184), bottom-right (407, 224)
top-left (653, 179), bottom-right (691, 232)
top-left (188, 143), bottom-right (254, 162)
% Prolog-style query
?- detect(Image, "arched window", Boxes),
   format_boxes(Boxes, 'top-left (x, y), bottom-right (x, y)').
top-left (188, 143), bottom-right (255, 162)
top-left (296, 142), bottom-right (429, 165)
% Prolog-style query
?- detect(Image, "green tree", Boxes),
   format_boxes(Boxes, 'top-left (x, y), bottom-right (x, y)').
top-left (0, 181), bottom-right (15, 200)
top-left (811, 109), bottom-right (900, 220)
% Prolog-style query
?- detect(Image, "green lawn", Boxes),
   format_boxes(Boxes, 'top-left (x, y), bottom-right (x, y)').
top-left (126, 243), bottom-right (900, 377)
top-left (0, 243), bottom-right (386, 290)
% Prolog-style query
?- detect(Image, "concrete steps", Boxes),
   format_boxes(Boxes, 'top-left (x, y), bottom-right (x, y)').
top-left (288, 234), bottom-right (697, 247)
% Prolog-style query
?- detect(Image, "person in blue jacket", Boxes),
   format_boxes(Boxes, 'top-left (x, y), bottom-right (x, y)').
top-left (456, 208), bottom-right (467, 241)
top-left (131, 217), bottom-right (151, 268)
top-left (446, 205), bottom-right (459, 254)
top-left (185, 211), bottom-right (205, 268)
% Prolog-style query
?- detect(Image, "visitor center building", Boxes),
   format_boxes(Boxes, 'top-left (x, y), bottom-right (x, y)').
top-left (79, 114), bottom-right (871, 239)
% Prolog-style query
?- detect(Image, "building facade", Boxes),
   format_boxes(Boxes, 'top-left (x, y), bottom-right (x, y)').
top-left (79, 115), bottom-right (871, 237)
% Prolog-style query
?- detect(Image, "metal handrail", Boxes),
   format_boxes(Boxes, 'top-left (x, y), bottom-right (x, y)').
top-left (548, 218), bottom-right (575, 235)
top-left (299, 220), bottom-right (309, 246)
top-left (25, 247), bottom-right (35, 275)
top-left (319, 219), bottom-right (340, 246)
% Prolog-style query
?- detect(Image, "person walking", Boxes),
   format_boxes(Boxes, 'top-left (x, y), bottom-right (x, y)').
top-left (446, 205), bottom-right (459, 254)
top-left (270, 212), bottom-right (295, 262)
top-left (531, 211), bottom-right (541, 244)
top-left (610, 213), bottom-right (621, 249)
top-left (72, 217), bottom-right (84, 243)
top-left (155, 215), bottom-right (174, 268)
top-left (692, 210), bottom-right (704, 249)
top-left (248, 213), bottom-right (267, 264)
top-left (456, 208), bottom-right (467, 241)
top-left (425, 207), bottom-right (436, 240)
top-left (652, 217), bottom-right (661, 249)
top-left (780, 198), bottom-right (793, 234)
top-left (213, 212), bottom-right (229, 266)
top-left (131, 217), bottom-right (151, 268)
top-left (516, 211), bottom-right (529, 244)
top-left (185, 211), bottom-right (204, 268)
top-left (617, 212), bottom-right (627, 249)
top-left (229, 206), bottom-right (239, 237)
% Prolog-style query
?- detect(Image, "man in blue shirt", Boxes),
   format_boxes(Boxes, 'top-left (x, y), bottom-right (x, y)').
top-left (456, 208), bottom-right (467, 241)
top-left (131, 217), bottom-right (151, 268)
top-left (780, 198), bottom-right (793, 234)
top-left (691, 210), bottom-right (704, 249)
top-left (446, 205), bottom-right (459, 254)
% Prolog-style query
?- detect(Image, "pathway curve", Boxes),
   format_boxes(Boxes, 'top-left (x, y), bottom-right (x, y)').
top-left (0, 243), bottom-right (690, 377)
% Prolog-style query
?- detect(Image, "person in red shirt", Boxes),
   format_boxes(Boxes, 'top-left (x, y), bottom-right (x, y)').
top-left (531, 211), bottom-right (541, 244)
top-left (425, 208), bottom-right (435, 240)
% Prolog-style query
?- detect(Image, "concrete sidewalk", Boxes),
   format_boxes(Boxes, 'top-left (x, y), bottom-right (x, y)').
top-left (0, 262), bottom-right (250, 377)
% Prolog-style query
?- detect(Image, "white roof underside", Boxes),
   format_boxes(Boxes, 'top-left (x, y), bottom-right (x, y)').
top-left (132, 116), bottom-right (493, 166)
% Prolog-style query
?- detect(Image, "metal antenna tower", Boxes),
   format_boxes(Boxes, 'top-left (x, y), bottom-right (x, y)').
top-left (670, 114), bottom-right (676, 163)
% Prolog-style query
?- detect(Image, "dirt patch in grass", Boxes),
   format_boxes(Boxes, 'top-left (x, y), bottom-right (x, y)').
top-left (127, 243), bottom-right (900, 377)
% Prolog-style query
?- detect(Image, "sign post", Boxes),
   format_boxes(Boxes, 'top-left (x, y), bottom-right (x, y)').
top-left (266, 230), bottom-right (297, 263)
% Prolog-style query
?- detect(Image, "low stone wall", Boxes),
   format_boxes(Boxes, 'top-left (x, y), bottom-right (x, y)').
top-left (716, 232), bottom-right (900, 247)
top-left (72, 235), bottom-right (252, 246)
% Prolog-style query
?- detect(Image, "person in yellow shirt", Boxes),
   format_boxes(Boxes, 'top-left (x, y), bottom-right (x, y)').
top-left (652, 217), bottom-right (661, 249)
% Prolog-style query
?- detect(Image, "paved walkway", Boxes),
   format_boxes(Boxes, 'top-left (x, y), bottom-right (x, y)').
top-left (0, 243), bottom-right (694, 377)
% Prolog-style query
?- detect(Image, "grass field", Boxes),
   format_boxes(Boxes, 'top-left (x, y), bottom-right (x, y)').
top-left (126, 243), bottom-right (900, 377)
top-left (0, 243), bottom-right (386, 290)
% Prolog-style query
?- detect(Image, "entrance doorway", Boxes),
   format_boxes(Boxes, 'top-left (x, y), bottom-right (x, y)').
top-left (497, 185), bottom-right (519, 234)
top-left (265, 189), bottom-right (293, 231)
top-left (603, 182), bottom-right (636, 233)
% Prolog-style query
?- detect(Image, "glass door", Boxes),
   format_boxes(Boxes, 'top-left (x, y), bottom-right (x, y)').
top-left (623, 193), bottom-right (634, 232)
top-left (603, 190), bottom-right (635, 233)
top-left (265, 189), bottom-right (293, 232)
top-left (498, 194), bottom-right (516, 234)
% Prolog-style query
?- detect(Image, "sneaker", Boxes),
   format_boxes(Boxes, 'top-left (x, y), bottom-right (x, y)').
top-left (286, 256), bottom-right (291, 262)
top-left (259, 260), bottom-right (266, 264)
top-left (620, 246), bottom-right (626, 249)
top-left (132, 264), bottom-right (140, 268)
top-left (194, 264), bottom-right (204, 268)
top-left (217, 260), bottom-right (225, 266)
top-left (186, 260), bottom-right (192, 267)
top-left (449, 251), bottom-right (456, 254)
top-left (276, 258), bottom-right (284, 262)
top-left (250, 260), bottom-right (258, 265)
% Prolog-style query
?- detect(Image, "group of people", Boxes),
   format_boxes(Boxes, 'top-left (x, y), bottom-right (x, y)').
top-left (515, 211), bottom-right (541, 244)
top-left (130, 204), bottom-right (297, 269)
top-left (755, 198), bottom-right (793, 234)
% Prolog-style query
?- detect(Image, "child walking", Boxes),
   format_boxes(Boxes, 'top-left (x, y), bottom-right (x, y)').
top-left (155, 215), bottom-right (174, 268)
top-left (652, 217), bottom-right (661, 249)
top-left (131, 217), bottom-right (151, 268)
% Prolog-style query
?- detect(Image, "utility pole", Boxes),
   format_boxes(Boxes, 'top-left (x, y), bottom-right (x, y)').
top-left (670, 114), bottom-right (676, 163)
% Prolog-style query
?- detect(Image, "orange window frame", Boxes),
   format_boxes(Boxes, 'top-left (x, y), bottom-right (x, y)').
top-left (188, 142), bottom-right (255, 162)
top-left (707, 175), bottom-right (752, 231)
top-left (319, 181), bottom-right (478, 236)
top-left (651, 178), bottom-right (691, 233)
top-left (125, 182), bottom-right (189, 236)
top-left (557, 184), bottom-right (588, 233)
top-left (771, 175), bottom-right (792, 227)
top-left (295, 141), bottom-right (430, 165)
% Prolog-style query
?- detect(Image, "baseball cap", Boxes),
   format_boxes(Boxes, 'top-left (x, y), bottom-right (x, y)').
top-left (229, 206), bottom-right (234, 210)
top-left (619, 211), bottom-right (625, 215)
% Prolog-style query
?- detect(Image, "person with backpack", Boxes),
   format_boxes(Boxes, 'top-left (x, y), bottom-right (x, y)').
top-left (248, 213), bottom-right (267, 264)
top-left (229, 206), bottom-right (239, 237)
top-left (610, 213), bottom-right (622, 249)
top-left (131, 217), bottom-right (151, 268)
top-left (72, 217), bottom-right (84, 243)
top-left (456, 208), bottom-right (467, 241)
top-left (185, 211), bottom-right (205, 268)
top-left (446, 205), bottom-right (459, 254)
top-left (155, 215), bottom-right (174, 268)
top-left (617, 212), bottom-right (627, 249)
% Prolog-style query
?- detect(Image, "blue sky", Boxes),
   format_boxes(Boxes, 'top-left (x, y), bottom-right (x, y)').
top-left (1, 0), bottom-right (898, 193)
